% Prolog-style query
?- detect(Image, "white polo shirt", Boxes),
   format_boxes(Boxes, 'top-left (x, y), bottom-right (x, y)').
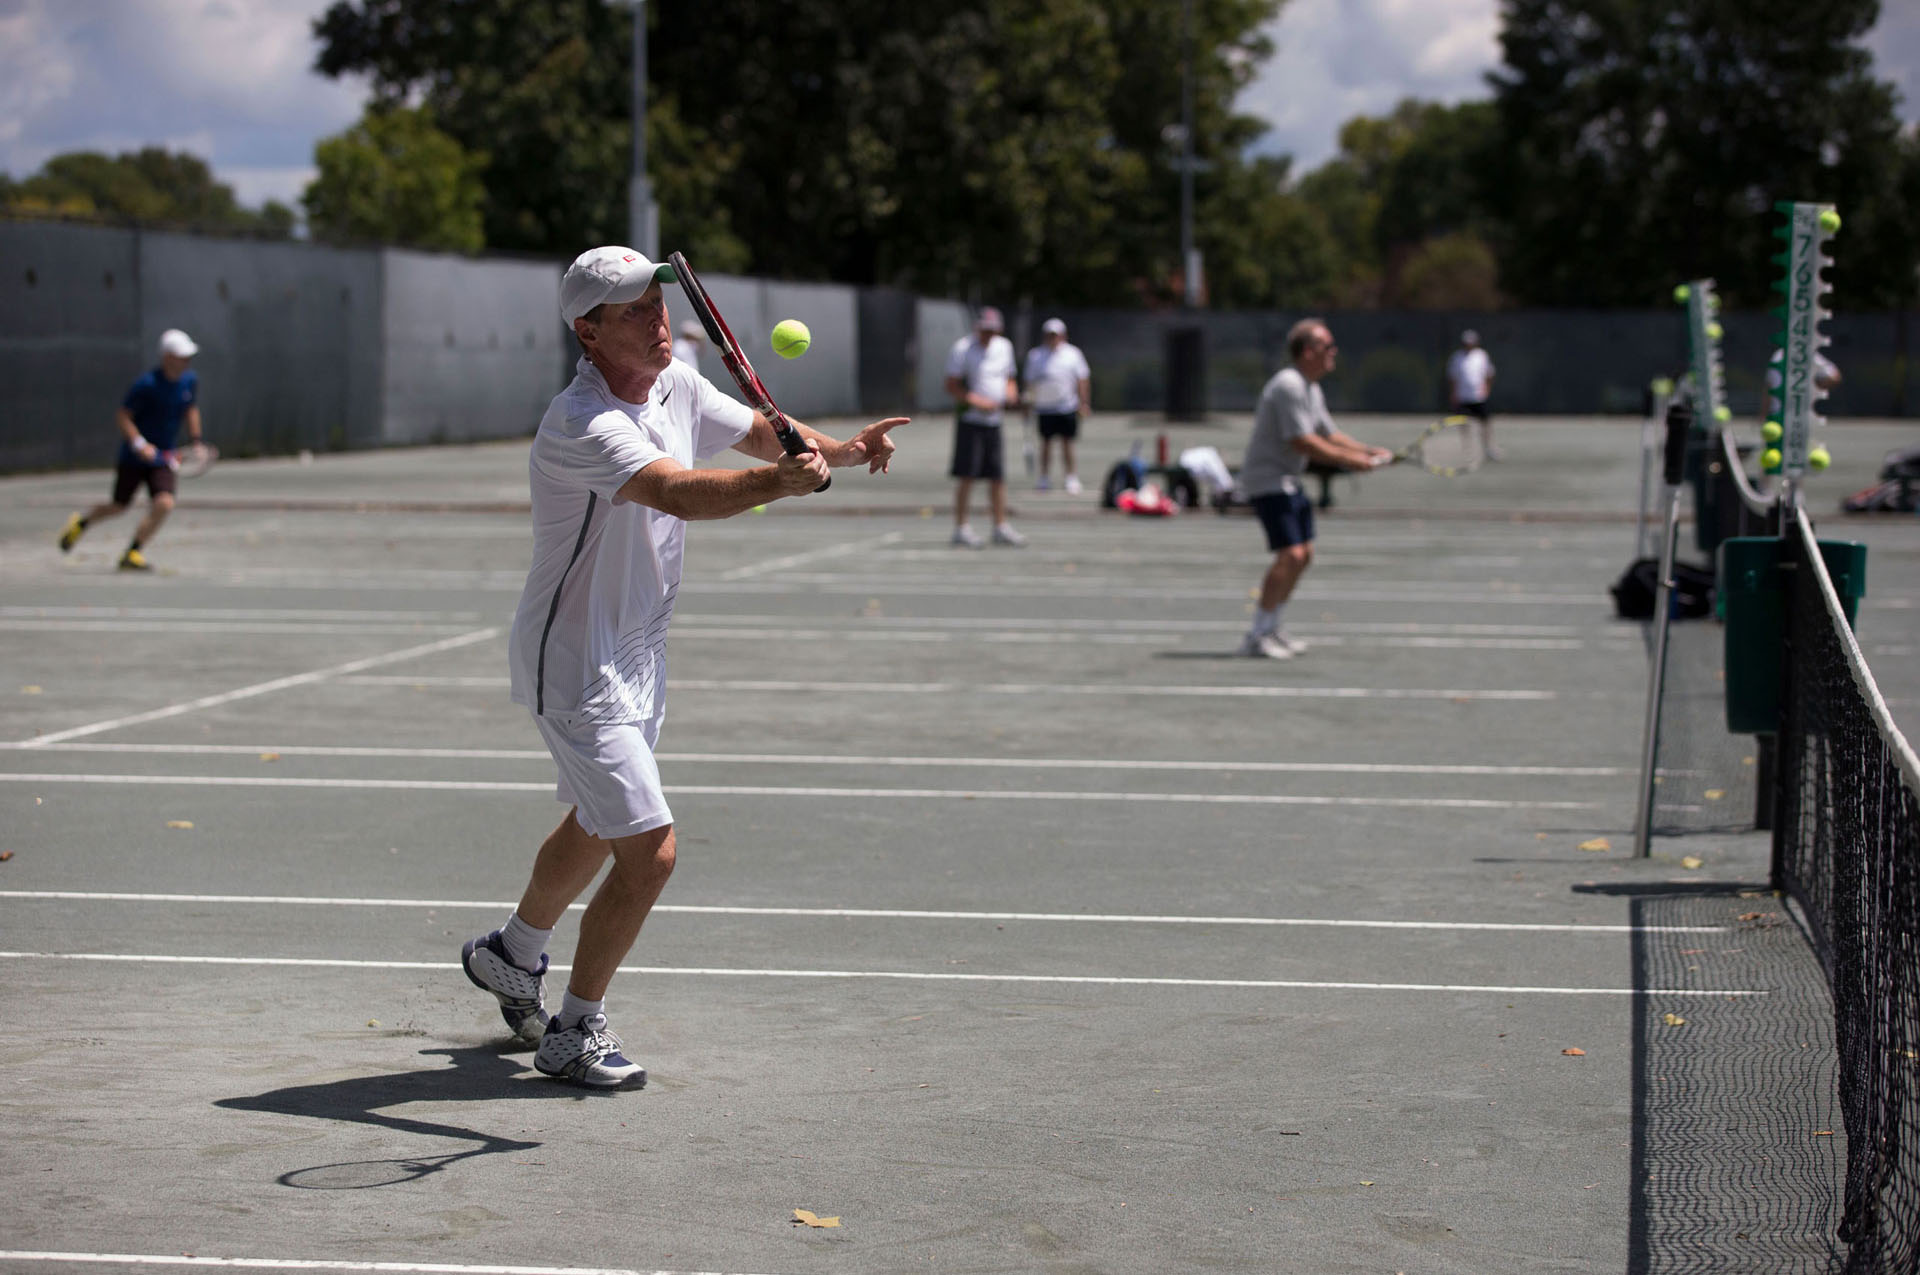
top-left (1447, 347), bottom-right (1494, 403)
top-left (508, 356), bottom-right (755, 734)
top-left (946, 334), bottom-right (1017, 426)
top-left (1023, 342), bottom-right (1091, 414)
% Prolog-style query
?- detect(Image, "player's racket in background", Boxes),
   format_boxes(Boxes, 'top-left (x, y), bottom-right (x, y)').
top-left (163, 441), bottom-right (218, 478)
top-left (667, 251), bottom-right (828, 492)
top-left (1381, 415), bottom-right (1486, 477)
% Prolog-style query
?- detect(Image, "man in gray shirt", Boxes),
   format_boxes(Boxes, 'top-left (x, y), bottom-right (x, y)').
top-left (1238, 318), bottom-right (1389, 659)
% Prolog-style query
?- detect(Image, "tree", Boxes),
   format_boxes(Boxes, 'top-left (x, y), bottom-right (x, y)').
top-left (1490, 0), bottom-right (1918, 309)
top-left (304, 105), bottom-right (487, 252)
top-left (0, 148), bottom-right (293, 236)
top-left (310, 0), bottom-right (1294, 302)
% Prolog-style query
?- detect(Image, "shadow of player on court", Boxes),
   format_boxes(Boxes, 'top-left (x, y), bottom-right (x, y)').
top-left (216, 1042), bottom-right (608, 1189)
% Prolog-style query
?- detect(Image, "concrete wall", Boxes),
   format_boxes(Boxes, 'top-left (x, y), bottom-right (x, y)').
top-left (677, 274), bottom-right (861, 419)
top-left (381, 249), bottom-right (564, 445)
top-left (915, 298), bottom-right (974, 414)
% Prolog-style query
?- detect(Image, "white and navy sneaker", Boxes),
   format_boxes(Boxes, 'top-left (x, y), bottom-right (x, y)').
top-left (1273, 630), bottom-right (1310, 655)
top-left (1237, 632), bottom-right (1293, 660)
top-left (534, 1013), bottom-right (647, 1089)
top-left (461, 931), bottom-right (550, 1043)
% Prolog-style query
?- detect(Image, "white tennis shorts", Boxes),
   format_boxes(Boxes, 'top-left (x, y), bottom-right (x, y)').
top-left (532, 712), bottom-right (673, 840)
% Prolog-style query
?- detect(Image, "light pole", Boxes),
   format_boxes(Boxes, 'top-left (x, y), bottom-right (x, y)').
top-left (625, 0), bottom-right (658, 257)
top-left (1179, 0), bottom-right (1200, 306)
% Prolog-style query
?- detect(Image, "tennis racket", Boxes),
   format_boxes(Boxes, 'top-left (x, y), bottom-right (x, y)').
top-left (163, 441), bottom-right (218, 478)
top-left (667, 251), bottom-right (827, 492)
top-left (1380, 415), bottom-right (1486, 477)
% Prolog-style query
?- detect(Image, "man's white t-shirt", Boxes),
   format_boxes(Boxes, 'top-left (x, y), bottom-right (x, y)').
top-left (1023, 342), bottom-right (1091, 414)
top-left (1447, 347), bottom-right (1494, 403)
top-left (946, 334), bottom-right (1017, 426)
top-left (508, 356), bottom-right (755, 737)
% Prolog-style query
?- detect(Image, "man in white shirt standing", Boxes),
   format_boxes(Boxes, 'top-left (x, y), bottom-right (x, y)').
top-left (670, 319), bottom-right (704, 368)
top-left (944, 305), bottom-right (1023, 547)
top-left (461, 245), bottom-right (907, 1088)
top-left (1023, 317), bottom-right (1092, 494)
top-left (1446, 329), bottom-right (1499, 461)
top-left (1238, 318), bottom-right (1390, 659)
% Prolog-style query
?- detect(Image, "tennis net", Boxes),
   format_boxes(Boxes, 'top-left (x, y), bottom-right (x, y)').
top-left (1775, 504), bottom-right (1920, 1272)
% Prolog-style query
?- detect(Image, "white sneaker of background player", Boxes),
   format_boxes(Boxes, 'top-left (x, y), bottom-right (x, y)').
top-left (1238, 631), bottom-right (1292, 660)
top-left (991, 523), bottom-right (1026, 547)
top-left (1063, 474), bottom-right (1083, 495)
top-left (1273, 630), bottom-right (1310, 654)
top-left (952, 524), bottom-right (985, 549)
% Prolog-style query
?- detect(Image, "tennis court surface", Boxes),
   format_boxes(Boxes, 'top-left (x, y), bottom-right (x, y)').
top-left (2, 413), bottom-right (1915, 1275)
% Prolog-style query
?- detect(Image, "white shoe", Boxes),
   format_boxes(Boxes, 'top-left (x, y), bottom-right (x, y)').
top-left (1237, 632), bottom-right (1293, 660)
top-left (1063, 474), bottom-right (1083, 495)
top-left (1273, 630), bottom-right (1310, 655)
top-left (991, 523), bottom-right (1027, 547)
top-left (534, 1012), bottom-right (646, 1088)
top-left (952, 524), bottom-right (985, 549)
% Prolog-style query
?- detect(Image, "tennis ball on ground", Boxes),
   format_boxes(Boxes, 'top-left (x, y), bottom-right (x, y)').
top-left (1761, 420), bottom-right (1783, 444)
top-left (1762, 447), bottom-right (1783, 471)
top-left (1714, 405), bottom-right (1731, 422)
top-left (771, 319), bottom-right (811, 359)
top-left (1809, 446), bottom-right (1832, 471)
top-left (1706, 321), bottom-right (1724, 340)
top-left (1673, 284), bottom-right (1691, 303)
top-left (1819, 208), bottom-right (1842, 233)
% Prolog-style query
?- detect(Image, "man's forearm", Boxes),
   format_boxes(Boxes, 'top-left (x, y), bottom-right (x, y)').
top-left (621, 460), bottom-right (790, 521)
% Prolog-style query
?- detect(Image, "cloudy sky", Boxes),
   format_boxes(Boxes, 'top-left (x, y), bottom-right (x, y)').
top-left (2, 0), bottom-right (1917, 210)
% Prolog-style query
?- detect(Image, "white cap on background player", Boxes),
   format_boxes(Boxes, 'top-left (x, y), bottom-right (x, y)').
top-left (560, 246), bottom-right (677, 323)
top-left (158, 328), bottom-right (198, 358)
top-left (1041, 317), bottom-right (1067, 336)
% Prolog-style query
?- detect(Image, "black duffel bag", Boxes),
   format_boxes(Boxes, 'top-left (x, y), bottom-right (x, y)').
top-left (1610, 557), bottom-right (1715, 620)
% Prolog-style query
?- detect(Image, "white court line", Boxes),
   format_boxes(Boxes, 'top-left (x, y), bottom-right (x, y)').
top-left (690, 615), bottom-right (1593, 636)
top-left (690, 579), bottom-right (1606, 607)
top-left (0, 891), bottom-right (1712, 933)
top-left (0, 775), bottom-right (1596, 809)
top-left (0, 1254), bottom-right (736, 1275)
top-left (14, 629), bottom-right (500, 747)
top-left (717, 529), bottom-right (904, 580)
top-left (0, 606), bottom-right (486, 622)
top-left (0, 952), bottom-right (1762, 996)
top-left (668, 626), bottom-right (1584, 650)
top-left (339, 676), bottom-right (1558, 701)
top-left (0, 741), bottom-right (1626, 776)
top-left (0, 621), bottom-right (474, 636)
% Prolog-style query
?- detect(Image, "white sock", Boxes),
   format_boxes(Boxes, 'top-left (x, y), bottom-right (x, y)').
top-left (499, 912), bottom-right (550, 972)
top-left (1251, 606), bottom-right (1281, 638)
top-left (560, 991), bottom-right (605, 1029)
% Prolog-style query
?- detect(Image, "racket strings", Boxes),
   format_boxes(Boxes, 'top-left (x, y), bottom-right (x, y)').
top-left (1412, 422), bottom-right (1483, 473)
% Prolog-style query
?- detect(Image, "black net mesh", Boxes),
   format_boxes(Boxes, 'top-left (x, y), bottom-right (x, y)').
top-left (1775, 510), bottom-right (1920, 1273)
top-left (1648, 608), bottom-right (1759, 834)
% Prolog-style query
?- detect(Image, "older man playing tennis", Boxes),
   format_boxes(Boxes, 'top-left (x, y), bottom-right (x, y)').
top-left (462, 246), bottom-right (906, 1088)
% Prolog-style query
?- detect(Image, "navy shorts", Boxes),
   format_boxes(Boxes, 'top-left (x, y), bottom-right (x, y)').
top-left (1250, 488), bottom-right (1315, 550)
top-left (112, 457), bottom-right (177, 506)
top-left (950, 417), bottom-right (1005, 480)
top-left (1036, 411), bottom-right (1079, 440)
top-left (1456, 400), bottom-right (1489, 422)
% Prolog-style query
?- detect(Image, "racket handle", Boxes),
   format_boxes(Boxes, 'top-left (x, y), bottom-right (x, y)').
top-left (776, 427), bottom-right (830, 492)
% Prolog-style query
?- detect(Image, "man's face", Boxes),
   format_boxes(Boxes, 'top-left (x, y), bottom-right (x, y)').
top-left (977, 323), bottom-right (1000, 344)
top-left (1298, 326), bottom-right (1337, 378)
top-left (577, 284), bottom-right (672, 377)
top-left (1044, 330), bottom-right (1064, 348)
top-left (160, 353), bottom-right (192, 380)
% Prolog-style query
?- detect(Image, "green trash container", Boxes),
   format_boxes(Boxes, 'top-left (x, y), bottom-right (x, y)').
top-left (1721, 535), bottom-right (1867, 734)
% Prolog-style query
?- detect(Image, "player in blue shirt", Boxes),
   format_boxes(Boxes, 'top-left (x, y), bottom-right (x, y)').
top-left (58, 328), bottom-right (204, 570)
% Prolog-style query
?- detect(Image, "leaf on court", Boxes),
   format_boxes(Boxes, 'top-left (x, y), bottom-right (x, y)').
top-left (0, 851), bottom-right (13, 861)
top-left (1562, 1047), bottom-right (1586, 1056)
top-left (791, 1209), bottom-right (841, 1228)
top-left (1578, 838), bottom-right (1610, 852)
top-left (1703, 789), bottom-right (1725, 801)
top-left (165, 820), bottom-right (194, 830)
top-left (1680, 856), bottom-right (1704, 870)
top-left (1663, 1012), bottom-right (1687, 1027)
top-left (260, 752), bottom-right (281, 762)
top-left (19, 685), bottom-right (42, 694)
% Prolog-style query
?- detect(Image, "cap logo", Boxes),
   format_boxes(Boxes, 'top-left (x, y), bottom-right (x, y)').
top-left (622, 254), bottom-right (637, 263)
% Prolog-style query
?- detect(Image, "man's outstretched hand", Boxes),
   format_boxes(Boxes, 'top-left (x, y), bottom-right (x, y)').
top-left (840, 417), bottom-right (910, 474)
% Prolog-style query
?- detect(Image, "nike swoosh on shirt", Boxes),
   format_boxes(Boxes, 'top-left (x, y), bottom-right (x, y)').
top-left (657, 385), bottom-right (673, 405)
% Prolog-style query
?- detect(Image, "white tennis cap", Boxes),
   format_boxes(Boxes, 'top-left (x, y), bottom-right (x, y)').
top-left (560, 246), bottom-right (677, 323)
top-left (1042, 317), bottom-right (1067, 335)
top-left (158, 328), bottom-right (198, 358)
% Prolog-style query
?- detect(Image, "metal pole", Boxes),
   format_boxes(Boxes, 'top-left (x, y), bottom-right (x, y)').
top-left (1632, 485), bottom-right (1683, 857)
top-left (1179, 0), bottom-right (1197, 306)
top-left (627, 0), bottom-right (656, 258)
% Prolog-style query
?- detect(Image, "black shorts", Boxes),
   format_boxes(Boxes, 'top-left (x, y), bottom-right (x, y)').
top-left (950, 417), bottom-right (1005, 480)
top-left (1036, 411), bottom-right (1079, 440)
top-left (1250, 488), bottom-right (1315, 550)
top-left (112, 457), bottom-right (177, 506)
top-left (1456, 400), bottom-right (1489, 422)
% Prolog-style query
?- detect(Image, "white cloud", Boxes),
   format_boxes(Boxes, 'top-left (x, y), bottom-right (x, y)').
top-left (0, 0), bottom-right (364, 207)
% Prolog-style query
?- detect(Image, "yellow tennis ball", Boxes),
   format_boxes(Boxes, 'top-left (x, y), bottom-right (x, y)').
top-left (1808, 446), bottom-right (1831, 471)
top-left (1762, 447), bottom-right (1783, 471)
top-left (752, 504), bottom-right (766, 514)
top-left (1706, 321), bottom-right (1724, 340)
top-left (1819, 209), bottom-right (1842, 233)
top-left (1761, 420), bottom-right (1783, 444)
top-left (1714, 405), bottom-right (1731, 422)
top-left (1673, 284), bottom-right (1691, 303)
top-left (771, 319), bottom-right (811, 359)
